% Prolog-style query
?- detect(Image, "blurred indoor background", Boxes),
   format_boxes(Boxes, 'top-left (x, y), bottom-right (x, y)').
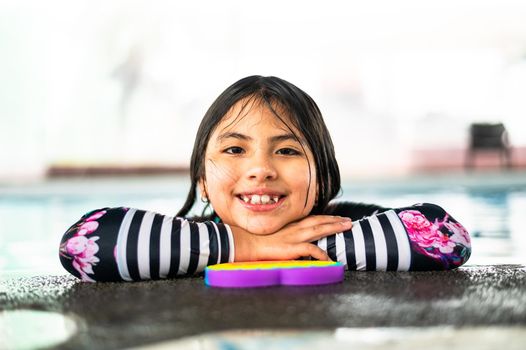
top-left (1, 0), bottom-right (526, 181)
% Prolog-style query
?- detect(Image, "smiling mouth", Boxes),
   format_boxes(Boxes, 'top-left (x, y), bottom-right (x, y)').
top-left (236, 194), bottom-right (286, 205)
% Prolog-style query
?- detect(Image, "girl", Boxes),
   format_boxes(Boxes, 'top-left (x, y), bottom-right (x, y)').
top-left (59, 76), bottom-right (471, 282)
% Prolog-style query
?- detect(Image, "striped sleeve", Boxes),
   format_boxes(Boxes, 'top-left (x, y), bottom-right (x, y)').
top-left (317, 203), bottom-right (471, 271)
top-left (59, 207), bottom-right (235, 282)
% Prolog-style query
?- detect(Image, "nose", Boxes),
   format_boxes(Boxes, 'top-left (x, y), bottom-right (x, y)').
top-left (245, 153), bottom-right (277, 182)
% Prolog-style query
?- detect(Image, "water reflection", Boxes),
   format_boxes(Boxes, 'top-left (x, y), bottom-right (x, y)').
top-left (466, 189), bottom-right (510, 238)
top-left (0, 309), bottom-right (77, 349)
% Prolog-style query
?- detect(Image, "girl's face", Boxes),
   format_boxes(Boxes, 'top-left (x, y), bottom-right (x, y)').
top-left (200, 100), bottom-right (317, 235)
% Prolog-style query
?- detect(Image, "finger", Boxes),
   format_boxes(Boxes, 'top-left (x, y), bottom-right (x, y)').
top-left (296, 243), bottom-right (331, 261)
top-left (295, 220), bottom-right (353, 243)
top-left (257, 242), bottom-right (331, 262)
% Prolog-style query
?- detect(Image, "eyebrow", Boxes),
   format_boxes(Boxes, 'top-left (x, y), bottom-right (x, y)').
top-left (216, 132), bottom-right (303, 145)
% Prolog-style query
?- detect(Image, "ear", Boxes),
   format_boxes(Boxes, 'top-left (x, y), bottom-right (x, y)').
top-left (198, 178), bottom-right (208, 200)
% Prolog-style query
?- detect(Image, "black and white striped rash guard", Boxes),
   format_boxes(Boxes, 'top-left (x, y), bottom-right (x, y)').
top-left (59, 203), bottom-right (471, 282)
top-left (115, 208), bottom-right (234, 281)
top-left (319, 210), bottom-right (412, 271)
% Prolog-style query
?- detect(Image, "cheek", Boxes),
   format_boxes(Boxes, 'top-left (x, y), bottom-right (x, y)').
top-left (282, 162), bottom-right (317, 203)
top-left (205, 159), bottom-right (238, 197)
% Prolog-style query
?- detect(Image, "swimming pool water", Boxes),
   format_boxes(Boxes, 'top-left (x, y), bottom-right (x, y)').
top-left (1, 173), bottom-right (525, 279)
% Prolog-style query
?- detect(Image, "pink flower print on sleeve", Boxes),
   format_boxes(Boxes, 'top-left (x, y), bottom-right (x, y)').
top-left (60, 209), bottom-right (108, 281)
top-left (398, 209), bottom-right (470, 268)
top-left (85, 210), bottom-right (107, 222)
top-left (76, 221), bottom-right (99, 236)
top-left (64, 236), bottom-right (100, 282)
top-left (399, 210), bottom-right (444, 259)
top-left (65, 236), bottom-right (99, 257)
top-left (444, 221), bottom-right (471, 247)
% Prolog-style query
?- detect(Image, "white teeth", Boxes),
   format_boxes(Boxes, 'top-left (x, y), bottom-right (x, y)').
top-left (261, 195), bottom-right (270, 204)
top-left (250, 194), bottom-right (261, 204)
top-left (241, 194), bottom-right (281, 204)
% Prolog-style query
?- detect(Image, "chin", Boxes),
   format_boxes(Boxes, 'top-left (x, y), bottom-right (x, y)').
top-left (244, 221), bottom-right (285, 235)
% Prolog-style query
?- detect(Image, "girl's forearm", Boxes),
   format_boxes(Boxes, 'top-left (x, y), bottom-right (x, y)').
top-left (59, 207), bottom-right (234, 282)
top-left (319, 203), bottom-right (471, 271)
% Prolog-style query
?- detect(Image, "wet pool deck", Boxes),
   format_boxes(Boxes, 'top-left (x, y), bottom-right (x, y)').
top-left (1, 264), bottom-right (525, 349)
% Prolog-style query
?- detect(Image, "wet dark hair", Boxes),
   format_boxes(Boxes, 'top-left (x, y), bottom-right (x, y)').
top-left (177, 75), bottom-right (341, 220)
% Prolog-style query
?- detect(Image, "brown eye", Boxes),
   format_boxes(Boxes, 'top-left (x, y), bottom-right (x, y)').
top-left (224, 146), bottom-right (244, 154)
top-left (277, 148), bottom-right (300, 156)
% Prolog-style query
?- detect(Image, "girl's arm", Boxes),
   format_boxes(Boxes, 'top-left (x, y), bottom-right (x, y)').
top-left (59, 207), bottom-right (235, 282)
top-left (318, 202), bottom-right (472, 271)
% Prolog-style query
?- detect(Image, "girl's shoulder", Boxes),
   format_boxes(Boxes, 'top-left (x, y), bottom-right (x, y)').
top-left (324, 201), bottom-right (390, 221)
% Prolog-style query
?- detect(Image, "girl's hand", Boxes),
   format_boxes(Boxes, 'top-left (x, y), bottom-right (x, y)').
top-left (230, 215), bottom-right (353, 262)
